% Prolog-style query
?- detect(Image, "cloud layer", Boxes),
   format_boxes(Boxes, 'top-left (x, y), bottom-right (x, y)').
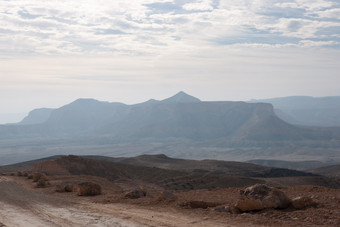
top-left (0, 0), bottom-right (340, 123)
top-left (0, 0), bottom-right (339, 56)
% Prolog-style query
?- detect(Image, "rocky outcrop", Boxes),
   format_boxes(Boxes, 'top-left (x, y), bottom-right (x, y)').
top-left (235, 184), bottom-right (291, 212)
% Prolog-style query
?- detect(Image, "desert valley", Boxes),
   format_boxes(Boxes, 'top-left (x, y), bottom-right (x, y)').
top-left (0, 93), bottom-right (340, 226)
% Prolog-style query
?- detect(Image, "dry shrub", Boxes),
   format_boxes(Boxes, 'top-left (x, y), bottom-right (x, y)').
top-left (158, 190), bottom-right (177, 202)
top-left (16, 171), bottom-right (23, 177)
top-left (124, 186), bottom-right (147, 199)
top-left (32, 172), bottom-right (47, 182)
top-left (77, 182), bottom-right (101, 196)
top-left (36, 179), bottom-right (48, 188)
top-left (23, 172), bottom-right (28, 177)
top-left (56, 183), bottom-right (74, 193)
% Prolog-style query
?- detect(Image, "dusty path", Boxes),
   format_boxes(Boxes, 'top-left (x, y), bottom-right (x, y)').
top-left (0, 176), bottom-right (237, 227)
top-left (0, 176), bottom-right (139, 227)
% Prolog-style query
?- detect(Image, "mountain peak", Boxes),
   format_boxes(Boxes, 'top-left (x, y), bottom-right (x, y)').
top-left (161, 91), bottom-right (201, 103)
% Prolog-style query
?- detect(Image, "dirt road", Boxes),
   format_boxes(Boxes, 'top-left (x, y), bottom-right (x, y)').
top-left (0, 176), bottom-right (236, 227)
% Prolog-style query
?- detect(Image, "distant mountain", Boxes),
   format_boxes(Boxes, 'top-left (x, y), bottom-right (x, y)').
top-left (18, 108), bottom-right (54, 125)
top-left (250, 96), bottom-right (340, 127)
top-left (0, 92), bottom-right (334, 141)
top-left (161, 91), bottom-right (201, 103)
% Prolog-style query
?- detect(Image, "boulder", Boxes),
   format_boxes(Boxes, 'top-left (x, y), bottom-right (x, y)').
top-left (235, 184), bottom-right (291, 212)
top-left (291, 196), bottom-right (316, 209)
top-left (77, 182), bottom-right (101, 196)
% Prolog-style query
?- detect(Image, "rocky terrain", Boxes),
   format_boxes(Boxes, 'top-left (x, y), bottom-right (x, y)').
top-left (0, 155), bottom-right (340, 226)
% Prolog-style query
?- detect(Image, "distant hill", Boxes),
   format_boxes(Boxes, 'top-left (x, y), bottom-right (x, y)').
top-left (18, 108), bottom-right (54, 125)
top-left (308, 164), bottom-right (340, 178)
top-left (250, 96), bottom-right (340, 127)
top-left (3, 154), bottom-right (340, 189)
top-left (0, 92), bottom-right (332, 141)
top-left (101, 154), bottom-right (316, 178)
top-left (31, 155), bottom-right (264, 190)
top-left (247, 159), bottom-right (333, 170)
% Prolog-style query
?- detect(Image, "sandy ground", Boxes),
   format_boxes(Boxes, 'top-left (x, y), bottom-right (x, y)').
top-left (0, 176), bottom-right (239, 227)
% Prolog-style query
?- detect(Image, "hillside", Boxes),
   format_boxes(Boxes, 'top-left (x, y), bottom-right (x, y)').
top-left (3, 154), bottom-right (340, 189)
top-left (30, 155), bottom-right (264, 190)
top-left (106, 154), bottom-right (316, 178)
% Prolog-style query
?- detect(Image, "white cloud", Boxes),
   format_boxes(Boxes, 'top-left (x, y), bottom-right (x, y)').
top-left (0, 0), bottom-right (339, 57)
top-left (182, 0), bottom-right (214, 11)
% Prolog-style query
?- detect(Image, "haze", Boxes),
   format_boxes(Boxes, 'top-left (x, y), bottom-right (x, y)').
top-left (1, 0), bottom-right (340, 123)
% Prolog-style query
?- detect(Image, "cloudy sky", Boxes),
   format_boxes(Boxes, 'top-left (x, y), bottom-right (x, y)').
top-left (0, 0), bottom-right (339, 123)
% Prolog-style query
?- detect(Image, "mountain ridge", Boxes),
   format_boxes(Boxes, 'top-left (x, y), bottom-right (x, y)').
top-left (0, 92), bottom-right (335, 141)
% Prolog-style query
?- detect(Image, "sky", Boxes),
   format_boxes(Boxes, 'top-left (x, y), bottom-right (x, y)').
top-left (0, 0), bottom-right (340, 123)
